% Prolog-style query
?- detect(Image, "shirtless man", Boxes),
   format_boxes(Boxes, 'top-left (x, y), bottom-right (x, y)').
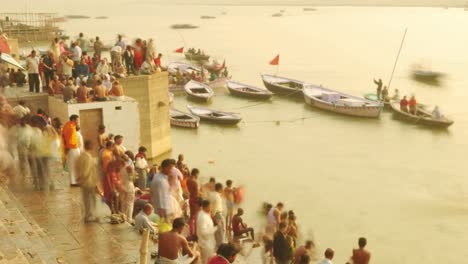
top-left (97, 125), bottom-right (107, 150)
top-left (201, 177), bottom-right (216, 198)
top-left (109, 80), bottom-right (124, 97)
top-left (232, 208), bottom-right (255, 240)
top-left (158, 217), bottom-right (198, 264)
top-left (93, 79), bottom-right (108, 101)
top-left (224, 180), bottom-right (235, 231)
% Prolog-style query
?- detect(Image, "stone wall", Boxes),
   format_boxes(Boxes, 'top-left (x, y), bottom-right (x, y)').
top-left (6, 93), bottom-right (48, 115)
top-left (48, 96), bottom-right (141, 153)
top-left (120, 73), bottom-right (171, 159)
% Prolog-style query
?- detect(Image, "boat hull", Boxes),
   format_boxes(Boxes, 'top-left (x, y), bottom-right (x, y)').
top-left (170, 118), bottom-right (199, 128)
top-left (304, 94), bottom-right (382, 118)
top-left (390, 104), bottom-right (453, 128)
top-left (197, 116), bottom-right (242, 125)
top-left (186, 93), bottom-right (212, 102)
top-left (262, 80), bottom-right (303, 97)
top-left (227, 87), bottom-right (273, 100)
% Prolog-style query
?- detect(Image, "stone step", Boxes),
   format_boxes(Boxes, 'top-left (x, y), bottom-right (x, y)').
top-left (0, 186), bottom-right (66, 264)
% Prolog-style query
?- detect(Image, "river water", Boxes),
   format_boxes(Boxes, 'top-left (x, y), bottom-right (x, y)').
top-left (5, 2), bottom-right (468, 263)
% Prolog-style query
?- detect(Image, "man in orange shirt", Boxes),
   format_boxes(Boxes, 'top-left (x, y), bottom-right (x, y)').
top-left (62, 114), bottom-right (80, 186)
top-left (350, 237), bottom-right (371, 264)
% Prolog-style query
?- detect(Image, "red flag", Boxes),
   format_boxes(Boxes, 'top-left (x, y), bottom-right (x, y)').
top-left (269, 54), bottom-right (279, 65)
top-left (174, 47), bottom-right (184, 53)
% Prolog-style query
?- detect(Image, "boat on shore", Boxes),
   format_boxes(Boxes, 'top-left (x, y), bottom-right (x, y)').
top-left (184, 80), bottom-right (214, 102)
top-left (170, 108), bottom-right (200, 128)
top-left (187, 105), bottom-right (242, 125)
top-left (390, 102), bottom-right (453, 128)
top-left (227, 80), bottom-right (273, 100)
top-left (304, 85), bottom-right (382, 118)
top-left (261, 74), bottom-right (306, 97)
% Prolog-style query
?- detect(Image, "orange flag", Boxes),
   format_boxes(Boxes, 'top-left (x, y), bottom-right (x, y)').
top-left (269, 54), bottom-right (279, 65)
top-left (174, 47), bottom-right (184, 53)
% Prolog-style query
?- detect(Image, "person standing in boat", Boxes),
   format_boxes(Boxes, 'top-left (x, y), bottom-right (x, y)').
top-left (373, 78), bottom-right (383, 100)
top-left (432, 106), bottom-right (441, 119)
top-left (400, 96), bottom-right (409, 112)
top-left (409, 95), bottom-right (417, 115)
top-left (381, 86), bottom-right (389, 102)
top-left (392, 89), bottom-right (400, 101)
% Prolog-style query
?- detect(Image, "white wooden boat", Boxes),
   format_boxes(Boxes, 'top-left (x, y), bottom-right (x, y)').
top-left (170, 108), bottom-right (200, 128)
top-left (227, 80), bottom-right (273, 100)
top-left (184, 80), bottom-right (214, 102)
top-left (187, 105), bottom-right (242, 125)
top-left (303, 85), bottom-right (383, 118)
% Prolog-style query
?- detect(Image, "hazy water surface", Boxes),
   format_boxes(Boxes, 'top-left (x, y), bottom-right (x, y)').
top-left (6, 3), bottom-right (468, 263)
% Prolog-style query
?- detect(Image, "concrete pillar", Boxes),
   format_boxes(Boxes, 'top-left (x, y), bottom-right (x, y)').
top-left (120, 73), bottom-right (171, 159)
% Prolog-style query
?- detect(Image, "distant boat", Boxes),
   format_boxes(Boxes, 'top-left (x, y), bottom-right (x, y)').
top-left (187, 105), bottom-right (242, 125)
top-left (227, 80), bottom-right (273, 100)
top-left (185, 52), bottom-right (210, 61)
top-left (272, 13), bottom-right (283, 17)
top-left (411, 64), bottom-right (443, 82)
top-left (170, 108), bottom-right (200, 128)
top-left (95, 16), bottom-right (108, 19)
top-left (303, 7), bottom-right (317, 11)
top-left (184, 80), bottom-right (214, 102)
top-left (261, 74), bottom-right (305, 97)
top-left (65, 15), bottom-right (90, 19)
top-left (304, 85), bottom-right (383, 118)
top-left (200, 16), bottom-right (216, 19)
top-left (390, 102), bottom-right (453, 128)
top-left (171, 24), bottom-right (198, 29)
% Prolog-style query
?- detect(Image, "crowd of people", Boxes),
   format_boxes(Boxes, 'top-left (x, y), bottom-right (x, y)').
top-left (0, 33), bottom-right (166, 99)
top-left (0, 93), bottom-right (372, 263)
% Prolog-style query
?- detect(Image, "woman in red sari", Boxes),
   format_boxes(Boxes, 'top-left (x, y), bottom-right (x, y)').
top-left (133, 39), bottom-right (144, 71)
top-left (103, 159), bottom-right (124, 214)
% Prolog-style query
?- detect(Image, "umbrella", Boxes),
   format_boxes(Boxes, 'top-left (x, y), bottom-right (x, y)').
top-left (0, 37), bottom-right (10, 54)
top-left (0, 52), bottom-right (25, 70)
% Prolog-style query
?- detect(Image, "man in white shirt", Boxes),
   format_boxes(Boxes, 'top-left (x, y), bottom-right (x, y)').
top-left (197, 199), bottom-right (218, 264)
top-left (96, 59), bottom-right (110, 75)
top-left (134, 203), bottom-right (156, 234)
top-left (12, 100), bottom-right (30, 119)
top-left (318, 248), bottom-right (335, 264)
top-left (208, 183), bottom-right (225, 249)
top-left (150, 159), bottom-right (175, 220)
top-left (25, 50), bottom-right (40, 93)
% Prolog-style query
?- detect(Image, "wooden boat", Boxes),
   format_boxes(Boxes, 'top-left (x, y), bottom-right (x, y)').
top-left (168, 62), bottom-right (203, 75)
top-left (187, 105), bottom-right (242, 125)
top-left (390, 103), bottom-right (453, 128)
top-left (170, 108), bottom-right (200, 128)
top-left (203, 61), bottom-right (224, 74)
top-left (169, 76), bottom-right (229, 92)
top-left (303, 7), bottom-right (317, 11)
top-left (171, 24), bottom-right (198, 29)
top-left (304, 85), bottom-right (382, 118)
top-left (261, 74), bottom-right (305, 97)
top-left (227, 80), bottom-right (273, 100)
top-left (184, 80), bottom-right (214, 102)
top-left (412, 70), bottom-right (443, 82)
top-left (185, 52), bottom-right (210, 61)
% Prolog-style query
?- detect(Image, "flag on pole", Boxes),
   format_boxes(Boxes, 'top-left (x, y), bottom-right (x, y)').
top-left (269, 54), bottom-right (279, 65)
top-left (174, 47), bottom-right (184, 53)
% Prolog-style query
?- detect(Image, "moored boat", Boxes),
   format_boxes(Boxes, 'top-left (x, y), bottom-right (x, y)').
top-left (184, 80), bottom-right (214, 102)
top-left (389, 102), bottom-right (453, 128)
top-left (261, 74), bottom-right (305, 97)
top-left (185, 52), bottom-right (210, 61)
top-left (304, 85), bottom-right (383, 118)
top-left (187, 105), bottom-right (242, 125)
top-left (364, 93), bottom-right (427, 111)
top-left (227, 80), bottom-right (273, 100)
top-left (170, 108), bottom-right (200, 128)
